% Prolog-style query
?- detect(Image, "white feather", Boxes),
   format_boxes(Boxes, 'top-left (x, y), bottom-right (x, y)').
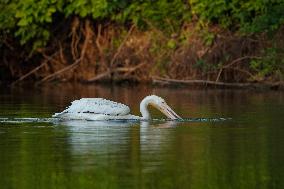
top-left (53, 98), bottom-right (130, 117)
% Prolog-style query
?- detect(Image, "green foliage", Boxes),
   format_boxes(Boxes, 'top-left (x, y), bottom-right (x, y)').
top-left (0, 0), bottom-right (17, 30)
top-left (166, 39), bottom-right (177, 49)
top-left (189, 0), bottom-right (284, 33)
top-left (189, 0), bottom-right (229, 27)
top-left (0, 0), bottom-right (190, 49)
top-left (194, 59), bottom-right (219, 72)
top-left (0, 0), bottom-right (284, 51)
top-left (115, 0), bottom-right (190, 31)
top-left (0, 0), bottom-right (63, 50)
top-left (64, 0), bottom-right (108, 18)
top-left (241, 3), bottom-right (284, 34)
top-left (199, 29), bottom-right (215, 46)
top-left (250, 47), bottom-right (284, 81)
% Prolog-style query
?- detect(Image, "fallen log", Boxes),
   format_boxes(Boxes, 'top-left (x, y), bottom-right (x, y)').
top-left (152, 77), bottom-right (284, 89)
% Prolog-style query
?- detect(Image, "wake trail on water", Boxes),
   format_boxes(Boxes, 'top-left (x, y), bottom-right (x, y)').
top-left (0, 117), bottom-right (231, 124)
top-left (0, 117), bottom-right (59, 123)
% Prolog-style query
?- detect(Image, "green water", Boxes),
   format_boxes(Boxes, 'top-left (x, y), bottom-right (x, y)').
top-left (0, 84), bottom-right (283, 189)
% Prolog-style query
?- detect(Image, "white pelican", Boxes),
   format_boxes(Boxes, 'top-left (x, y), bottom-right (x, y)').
top-left (52, 95), bottom-right (181, 121)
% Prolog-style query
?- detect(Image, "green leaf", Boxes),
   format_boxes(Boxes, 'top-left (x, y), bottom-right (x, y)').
top-left (18, 18), bottom-right (28, 26)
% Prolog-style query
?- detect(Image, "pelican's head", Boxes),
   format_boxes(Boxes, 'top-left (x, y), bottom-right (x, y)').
top-left (140, 95), bottom-right (182, 120)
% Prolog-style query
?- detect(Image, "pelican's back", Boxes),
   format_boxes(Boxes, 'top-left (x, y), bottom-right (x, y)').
top-left (53, 98), bottom-right (130, 117)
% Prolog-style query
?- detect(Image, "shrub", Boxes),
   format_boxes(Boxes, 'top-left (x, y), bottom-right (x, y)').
top-left (0, 0), bottom-right (283, 50)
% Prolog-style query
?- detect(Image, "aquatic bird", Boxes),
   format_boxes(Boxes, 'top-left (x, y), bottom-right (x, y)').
top-left (52, 95), bottom-right (181, 121)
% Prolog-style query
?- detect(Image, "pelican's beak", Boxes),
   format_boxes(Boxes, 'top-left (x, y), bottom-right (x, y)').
top-left (159, 103), bottom-right (182, 120)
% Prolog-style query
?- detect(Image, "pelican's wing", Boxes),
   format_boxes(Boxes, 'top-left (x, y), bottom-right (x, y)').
top-left (57, 98), bottom-right (130, 116)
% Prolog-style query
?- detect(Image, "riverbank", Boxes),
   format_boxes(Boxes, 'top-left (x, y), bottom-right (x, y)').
top-left (1, 1), bottom-right (284, 85)
top-left (2, 21), bottom-right (283, 87)
top-left (1, 18), bottom-right (284, 84)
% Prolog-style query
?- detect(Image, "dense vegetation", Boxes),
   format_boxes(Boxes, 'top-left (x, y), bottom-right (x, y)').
top-left (1, 0), bottom-right (284, 85)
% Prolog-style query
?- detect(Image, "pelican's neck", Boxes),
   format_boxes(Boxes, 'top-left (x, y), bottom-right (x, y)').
top-left (140, 96), bottom-right (152, 119)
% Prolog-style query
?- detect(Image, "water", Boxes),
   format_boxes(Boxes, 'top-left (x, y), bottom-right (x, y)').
top-left (0, 84), bottom-right (283, 189)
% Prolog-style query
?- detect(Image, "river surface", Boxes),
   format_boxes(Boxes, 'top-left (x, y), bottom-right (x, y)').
top-left (0, 84), bottom-right (283, 189)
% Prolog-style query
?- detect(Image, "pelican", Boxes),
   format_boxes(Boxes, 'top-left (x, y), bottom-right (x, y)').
top-left (52, 95), bottom-right (181, 121)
